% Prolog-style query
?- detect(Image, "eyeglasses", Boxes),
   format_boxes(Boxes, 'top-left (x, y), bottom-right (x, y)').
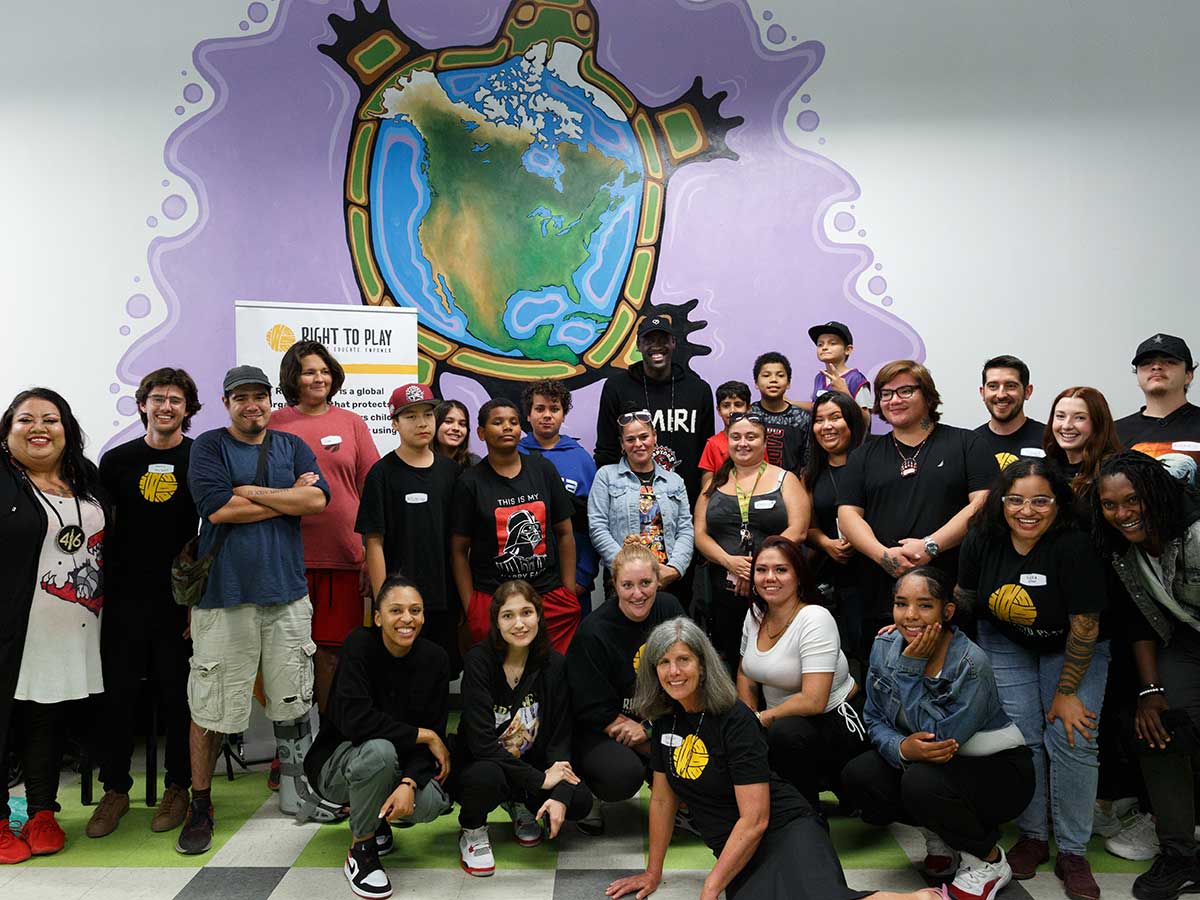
top-left (1001, 494), bottom-right (1056, 511)
top-left (727, 412), bottom-right (764, 425)
top-left (617, 409), bottom-right (653, 426)
top-left (879, 385), bottom-right (920, 402)
top-left (147, 395), bottom-right (185, 408)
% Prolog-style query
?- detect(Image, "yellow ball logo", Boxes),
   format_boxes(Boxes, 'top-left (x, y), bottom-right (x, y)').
top-left (989, 583), bottom-right (1037, 626)
top-left (139, 471), bottom-right (178, 503)
top-left (995, 452), bottom-right (1019, 470)
top-left (266, 323), bottom-right (296, 352)
top-left (673, 734), bottom-right (709, 781)
top-left (632, 643), bottom-right (644, 674)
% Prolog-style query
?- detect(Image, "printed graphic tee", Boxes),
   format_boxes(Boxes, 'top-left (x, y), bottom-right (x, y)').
top-left (1117, 403), bottom-right (1200, 486)
top-left (635, 468), bottom-right (667, 563)
top-left (750, 401), bottom-right (811, 472)
top-left (452, 453), bottom-right (573, 594)
top-left (972, 418), bottom-right (1048, 472)
top-left (958, 527), bottom-right (1107, 651)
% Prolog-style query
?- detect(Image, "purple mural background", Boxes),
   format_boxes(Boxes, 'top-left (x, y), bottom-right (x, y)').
top-left (114, 0), bottom-right (921, 452)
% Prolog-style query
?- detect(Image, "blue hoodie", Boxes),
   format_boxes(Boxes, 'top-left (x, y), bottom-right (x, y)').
top-left (518, 433), bottom-right (599, 604)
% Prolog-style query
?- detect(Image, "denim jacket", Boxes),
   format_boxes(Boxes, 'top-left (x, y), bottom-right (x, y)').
top-left (587, 459), bottom-right (694, 574)
top-left (1110, 519), bottom-right (1200, 646)
top-left (864, 627), bottom-right (1013, 769)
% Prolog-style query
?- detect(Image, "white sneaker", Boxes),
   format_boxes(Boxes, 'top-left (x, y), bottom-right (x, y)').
top-left (948, 847), bottom-right (1011, 900)
top-left (459, 826), bottom-right (495, 876)
top-left (1092, 797), bottom-right (1138, 837)
top-left (920, 828), bottom-right (960, 879)
top-left (344, 844), bottom-right (392, 899)
top-left (1105, 811), bottom-right (1159, 861)
top-left (503, 801), bottom-right (543, 847)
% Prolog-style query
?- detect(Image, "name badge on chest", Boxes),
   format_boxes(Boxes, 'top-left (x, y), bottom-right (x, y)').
top-left (405, 493), bottom-right (428, 504)
top-left (660, 732), bottom-right (683, 748)
top-left (1020, 573), bottom-right (1047, 587)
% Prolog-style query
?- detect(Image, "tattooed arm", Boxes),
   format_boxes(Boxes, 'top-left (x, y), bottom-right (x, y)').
top-left (1047, 612), bottom-right (1101, 747)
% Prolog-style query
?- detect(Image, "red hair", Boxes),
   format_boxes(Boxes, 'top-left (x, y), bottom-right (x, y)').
top-left (1042, 386), bottom-right (1122, 493)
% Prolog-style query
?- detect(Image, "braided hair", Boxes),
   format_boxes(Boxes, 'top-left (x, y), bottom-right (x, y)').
top-left (1090, 450), bottom-right (1198, 556)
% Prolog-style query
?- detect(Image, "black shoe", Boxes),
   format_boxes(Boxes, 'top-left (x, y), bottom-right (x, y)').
top-left (374, 819), bottom-right (394, 856)
top-left (1133, 852), bottom-right (1200, 900)
top-left (175, 800), bottom-right (214, 855)
top-left (345, 839), bottom-right (392, 899)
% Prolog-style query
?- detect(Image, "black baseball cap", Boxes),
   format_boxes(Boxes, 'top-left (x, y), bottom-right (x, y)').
top-left (1132, 334), bottom-right (1194, 370)
top-left (808, 321), bottom-right (853, 345)
top-left (637, 315), bottom-right (676, 338)
top-left (222, 365), bottom-right (272, 393)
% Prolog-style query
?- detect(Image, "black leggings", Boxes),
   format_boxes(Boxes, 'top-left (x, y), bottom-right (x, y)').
top-left (840, 746), bottom-right (1034, 859)
top-left (572, 730), bottom-right (649, 802)
top-left (455, 759), bottom-right (593, 830)
top-left (0, 699), bottom-right (90, 818)
top-left (766, 694), bottom-right (870, 808)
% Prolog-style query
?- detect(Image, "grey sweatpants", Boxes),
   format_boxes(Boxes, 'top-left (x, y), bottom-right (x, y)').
top-left (317, 738), bottom-right (451, 838)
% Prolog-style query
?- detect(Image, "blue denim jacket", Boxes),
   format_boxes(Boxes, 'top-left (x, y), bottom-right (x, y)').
top-left (864, 627), bottom-right (1013, 769)
top-left (587, 459), bottom-right (694, 574)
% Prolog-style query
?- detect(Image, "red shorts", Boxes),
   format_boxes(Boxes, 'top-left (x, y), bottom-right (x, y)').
top-left (466, 585), bottom-right (581, 654)
top-left (306, 569), bottom-right (366, 647)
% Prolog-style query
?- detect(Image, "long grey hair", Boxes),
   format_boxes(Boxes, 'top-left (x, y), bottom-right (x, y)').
top-left (632, 617), bottom-right (738, 721)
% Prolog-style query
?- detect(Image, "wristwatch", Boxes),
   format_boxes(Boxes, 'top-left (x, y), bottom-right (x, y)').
top-left (922, 536), bottom-right (940, 559)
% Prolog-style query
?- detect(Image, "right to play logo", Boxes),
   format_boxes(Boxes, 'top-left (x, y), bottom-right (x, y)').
top-left (265, 323), bottom-right (296, 352)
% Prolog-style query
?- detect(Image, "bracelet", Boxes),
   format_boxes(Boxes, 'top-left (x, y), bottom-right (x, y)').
top-left (400, 777), bottom-right (418, 790)
top-left (1138, 686), bottom-right (1167, 699)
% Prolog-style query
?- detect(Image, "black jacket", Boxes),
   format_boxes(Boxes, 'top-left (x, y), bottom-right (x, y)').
top-left (304, 628), bottom-right (449, 788)
top-left (454, 641), bottom-right (575, 804)
top-left (593, 362), bottom-right (715, 506)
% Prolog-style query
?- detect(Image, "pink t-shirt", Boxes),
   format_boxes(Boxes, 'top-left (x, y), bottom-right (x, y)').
top-left (270, 405), bottom-right (380, 569)
top-left (699, 432), bottom-right (729, 473)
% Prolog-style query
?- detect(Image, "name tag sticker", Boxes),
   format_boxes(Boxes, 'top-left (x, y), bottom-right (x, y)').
top-left (148, 463), bottom-right (174, 474)
top-left (753, 499), bottom-right (777, 510)
top-left (1172, 441), bottom-right (1200, 452)
top-left (1020, 448), bottom-right (1046, 458)
top-left (320, 435), bottom-right (342, 447)
top-left (1020, 573), bottom-right (1048, 587)
top-left (660, 733), bottom-right (683, 748)
top-left (405, 493), bottom-right (428, 504)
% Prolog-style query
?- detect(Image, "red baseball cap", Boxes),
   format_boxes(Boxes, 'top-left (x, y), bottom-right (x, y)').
top-left (388, 383), bottom-right (437, 415)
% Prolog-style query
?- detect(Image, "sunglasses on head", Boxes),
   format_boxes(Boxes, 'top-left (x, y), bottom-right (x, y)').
top-left (617, 409), bottom-right (653, 426)
top-left (728, 412), bottom-right (764, 425)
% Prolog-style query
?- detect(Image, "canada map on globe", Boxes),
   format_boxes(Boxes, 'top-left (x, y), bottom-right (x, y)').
top-left (371, 40), bottom-right (644, 365)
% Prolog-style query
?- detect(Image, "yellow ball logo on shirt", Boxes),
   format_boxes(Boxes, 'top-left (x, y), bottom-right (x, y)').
top-left (995, 452), bottom-right (1019, 471)
top-left (989, 583), bottom-right (1036, 626)
top-left (138, 471), bottom-right (178, 503)
top-left (673, 734), bottom-right (709, 781)
top-left (265, 323), bottom-right (296, 352)
top-left (632, 643), bottom-right (645, 674)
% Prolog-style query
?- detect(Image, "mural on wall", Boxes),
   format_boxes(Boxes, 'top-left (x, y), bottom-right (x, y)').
top-left (113, 0), bottom-right (923, 446)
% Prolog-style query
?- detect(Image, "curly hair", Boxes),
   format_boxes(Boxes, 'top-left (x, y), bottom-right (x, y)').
top-left (134, 367), bottom-right (202, 432)
top-left (1090, 450), bottom-right (1200, 556)
top-left (520, 379), bottom-right (572, 417)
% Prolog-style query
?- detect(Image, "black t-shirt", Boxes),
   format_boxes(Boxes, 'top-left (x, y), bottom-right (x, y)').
top-left (650, 701), bottom-right (809, 853)
top-left (566, 591), bottom-right (685, 732)
top-left (973, 419), bottom-right (1048, 472)
top-left (355, 452), bottom-right (460, 611)
top-left (98, 436), bottom-right (198, 598)
top-left (451, 454), bottom-right (574, 594)
top-left (1116, 403), bottom-right (1200, 481)
top-left (808, 464), bottom-right (860, 589)
top-left (958, 527), bottom-right (1107, 651)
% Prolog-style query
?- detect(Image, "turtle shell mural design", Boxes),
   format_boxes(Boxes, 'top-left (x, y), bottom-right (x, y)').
top-left (321, 0), bottom-right (737, 389)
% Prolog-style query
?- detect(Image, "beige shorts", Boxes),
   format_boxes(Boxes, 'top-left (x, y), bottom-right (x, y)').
top-left (188, 596), bottom-right (315, 733)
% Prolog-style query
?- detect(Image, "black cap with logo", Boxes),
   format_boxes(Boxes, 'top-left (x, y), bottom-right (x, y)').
top-left (807, 321), bottom-right (853, 346)
top-left (1131, 333), bottom-right (1194, 370)
top-left (637, 315), bottom-right (676, 338)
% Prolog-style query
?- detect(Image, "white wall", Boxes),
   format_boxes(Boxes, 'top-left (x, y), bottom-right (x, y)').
top-left (2, 0), bottom-right (1197, 450)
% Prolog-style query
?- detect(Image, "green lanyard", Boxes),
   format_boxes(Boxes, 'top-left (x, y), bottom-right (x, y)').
top-left (734, 461), bottom-right (768, 527)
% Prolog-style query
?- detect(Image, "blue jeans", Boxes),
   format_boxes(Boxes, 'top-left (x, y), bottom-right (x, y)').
top-left (976, 619), bottom-right (1110, 856)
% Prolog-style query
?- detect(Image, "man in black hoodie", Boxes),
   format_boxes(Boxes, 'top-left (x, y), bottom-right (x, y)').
top-left (593, 316), bottom-right (715, 508)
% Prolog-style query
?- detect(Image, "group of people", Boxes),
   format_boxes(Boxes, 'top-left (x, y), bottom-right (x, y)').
top-left (1, 313), bottom-right (1198, 900)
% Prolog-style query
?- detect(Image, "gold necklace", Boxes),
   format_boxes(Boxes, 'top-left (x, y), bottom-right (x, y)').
top-left (764, 601), bottom-right (802, 640)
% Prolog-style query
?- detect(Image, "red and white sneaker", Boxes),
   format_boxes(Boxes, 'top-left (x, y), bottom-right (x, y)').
top-left (20, 810), bottom-right (65, 856)
top-left (0, 820), bottom-right (31, 865)
top-left (459, 826), bottom-right (495, 877)
top-left (948, 847), bottom-right (1011, 900)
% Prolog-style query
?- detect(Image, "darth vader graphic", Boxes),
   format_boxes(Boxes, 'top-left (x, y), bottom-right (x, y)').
top-left (493, 501), bottom-right (548, 579)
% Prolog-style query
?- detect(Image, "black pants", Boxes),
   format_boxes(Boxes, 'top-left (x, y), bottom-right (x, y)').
top-left (1138, 627), bottom-right (1200, 858)
top-left (0, 699), bottom-right (90, 818)
top-left (766, 694), bottom-right (870, 808)
top-left (572, 730), bottom-right (648, 802)
top-left (97, 598), bottom-right (191, 794)
top-left (840, 746), bottom-right (1034, 859)
top-left (455, 759), bottom-right (593, 829)
top-left (1097, 634), bottom-right (1149, 806)
top-left (706, 571), bottom-right (748, 672)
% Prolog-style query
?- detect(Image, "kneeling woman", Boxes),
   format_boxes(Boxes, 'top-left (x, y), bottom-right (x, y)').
top-left (840, 568), bottom-right (1034, 900)
top-left (454, 581), bottom-right (594, 877)
top-left (608, 616), bottom-right (945, 900)
top-left (736, 536), bottom-right (869, 809)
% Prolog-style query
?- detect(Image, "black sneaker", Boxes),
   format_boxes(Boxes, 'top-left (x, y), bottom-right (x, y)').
top-left (345, 839), bottom-right (392, 899)
top-left (1133, 852), bottom-right (1200, 900)
top-left (175, 799), bottom-right (214, 855)
top-left (374, 819), bottom-right (394, 856)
